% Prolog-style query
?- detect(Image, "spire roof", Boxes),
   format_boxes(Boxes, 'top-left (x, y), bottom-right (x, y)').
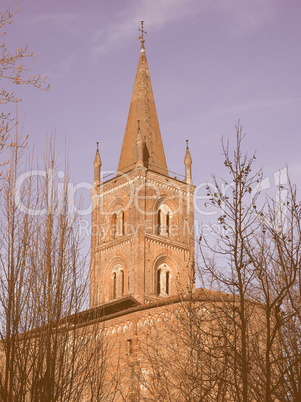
top-left (94, 142), bottom-right (101, 166)
top-left (184, 140), bottom-right (192, 164)
top-left (117, 34), bottom-right (168, 176)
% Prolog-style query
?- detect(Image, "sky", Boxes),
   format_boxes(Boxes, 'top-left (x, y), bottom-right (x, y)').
top-left (2, 0), bottom-right (301, 251)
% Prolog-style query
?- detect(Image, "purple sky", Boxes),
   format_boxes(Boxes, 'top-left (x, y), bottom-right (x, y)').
top-left (2, 0), bottom-right (301, 247)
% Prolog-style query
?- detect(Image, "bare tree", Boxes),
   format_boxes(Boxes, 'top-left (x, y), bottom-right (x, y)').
top-left (0, 136), bottom-right (116, 401)
top-left (0, 9), bottom-right (118, 398)
top-left (199, 123), bottom-right (264, 401)
top-left (198, 124), bottom-right (301, 401)
top-left (127, 124), bottom-right (301, 401)
top-left (0, 131), bottom-right (36, 400)
top-left (0, 7), bottom-right (48, 162)
top-left (248, 179), bottom-right (301, 401)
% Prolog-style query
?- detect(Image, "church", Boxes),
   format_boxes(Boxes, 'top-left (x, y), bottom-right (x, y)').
top-left (55, 23), bottom-right (270, 402)
top-left (82, 23), bottom-right (202, 399)
top-left (90, 24), bottom-right (195, 310)
top-left (0, 20), bottom-right (288, 402)
top-left (0, 22), bottom-right (232, 402)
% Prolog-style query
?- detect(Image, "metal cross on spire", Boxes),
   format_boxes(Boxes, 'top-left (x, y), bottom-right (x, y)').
top-left (138, 20), bottom-right (147, 44)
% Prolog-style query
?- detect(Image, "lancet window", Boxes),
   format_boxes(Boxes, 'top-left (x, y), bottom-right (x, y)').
top-left (156, 263), bottom-right (171, 296)
top-left (111, 210), bottom-right (125, 239)
top-left (156, 204), bottom-right (172, 236)
top-left (111, 265), bottom-right (126, 299)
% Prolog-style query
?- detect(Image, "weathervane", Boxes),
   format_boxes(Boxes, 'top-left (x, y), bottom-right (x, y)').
top-left (138, 20), bottom-right (147, 44)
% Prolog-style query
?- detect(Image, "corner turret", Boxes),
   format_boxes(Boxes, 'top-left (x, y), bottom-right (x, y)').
top-left (184, 140), bottom-right (192, 185)
top-left (94, 142), bottom-right (102, 186)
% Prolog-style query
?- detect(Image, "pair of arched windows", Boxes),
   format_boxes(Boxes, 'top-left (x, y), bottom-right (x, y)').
top-left (157, 205), bottom-right (172, 236)
top-left (156, 264), bottom-right (171, 296)
top-left (112, 269), bottom-right (124, 299)
top-left (112, 210), bottom-right (124, 239)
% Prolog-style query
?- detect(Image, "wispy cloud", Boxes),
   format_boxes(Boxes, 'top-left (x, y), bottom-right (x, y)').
top-left (89, 0), bottom-right (279, 59)
top-left (89, 0), bottom-right (200, 58)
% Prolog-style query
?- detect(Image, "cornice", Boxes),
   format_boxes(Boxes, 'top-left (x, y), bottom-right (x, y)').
top-left (92, 169), bottom-right (195, 200)
top-left (97, 235), bottom-right (134, 253)
top-left (146, 234), bottom-right (189, 252)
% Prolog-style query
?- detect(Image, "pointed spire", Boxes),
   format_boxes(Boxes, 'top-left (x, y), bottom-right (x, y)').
top-left (94, 142), bottom-right (102, 186)
top-left (118, 23), bottom-right (168, 176)
top-left (184, 140), bottom-right (192, 164)
top-left (94, 142), bottom-right (101, 164)
top-left (184, 140), bottom-right (192, 184)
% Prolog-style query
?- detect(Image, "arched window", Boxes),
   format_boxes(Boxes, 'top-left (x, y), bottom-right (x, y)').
top-left (121, 210), bottom-right (125, 235)
top-left (112, 210), bottom-right (125, 238)
top-left (157, 268), bottom-right (161, 295)
top-left (156, 263), bottom-right (172, 297)
top-left (156, 204), bottom-right (172, 237)
top-left (121, 270), bottom-right (124, 296)
top-left (166, 212), bottom-right (170, 236)
top-left (112, 265), bottom-right (126, 299)
top-left (113, 272), bottom-right (117, 299)
top-left (112, 213), bottom-right (117, 239)
top-left (158, 209), bottom-right (161, 235)
top-left (166, 271), bottom-right (170, 295)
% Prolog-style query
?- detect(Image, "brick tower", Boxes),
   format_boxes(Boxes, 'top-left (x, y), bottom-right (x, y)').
top-left (90, 29), bottom-right (195, 308)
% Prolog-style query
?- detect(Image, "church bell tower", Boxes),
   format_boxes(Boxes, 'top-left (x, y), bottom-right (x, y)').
top-left (90, 23), bottom-right (195, 307)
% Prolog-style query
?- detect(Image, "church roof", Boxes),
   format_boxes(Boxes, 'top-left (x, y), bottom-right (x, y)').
top-left (117, 41), bottom-right (168, 176)
top-left (62, 288), bottom-right (239, 330)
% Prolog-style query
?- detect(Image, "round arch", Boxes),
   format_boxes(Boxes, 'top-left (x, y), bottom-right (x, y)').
top-left (107, 195), bottom-right (128, 238)
top-left (153, 197), bottom-right (177, 237)
top-left (104, 257), bottom-right (128, 301)
top-left (153, 255), bottom-right (178, 297)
